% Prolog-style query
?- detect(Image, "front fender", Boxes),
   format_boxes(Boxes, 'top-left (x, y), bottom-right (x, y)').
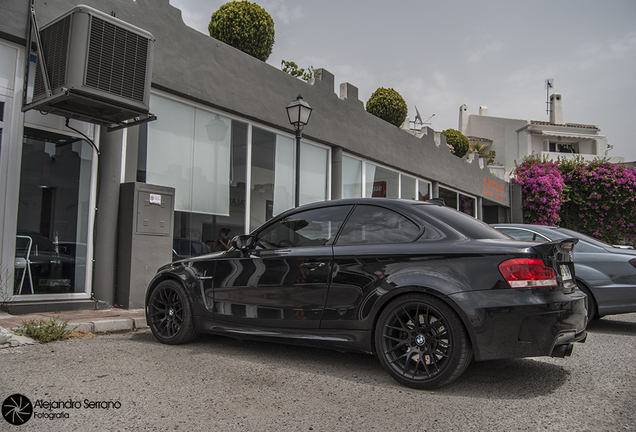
top-left (145, 263), bottom-right (202, 324)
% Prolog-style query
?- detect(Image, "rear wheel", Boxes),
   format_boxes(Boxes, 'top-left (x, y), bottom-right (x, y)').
top-left (147, 280), bottom-right (198, 344)
top-left (577, 282), bottom-right (598, 324)
top-left (375, 294), bottom-right (472, 389)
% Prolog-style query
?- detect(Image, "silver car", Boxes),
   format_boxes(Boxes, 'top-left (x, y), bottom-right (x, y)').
top-left (492, 224), bottom-right (636, 323)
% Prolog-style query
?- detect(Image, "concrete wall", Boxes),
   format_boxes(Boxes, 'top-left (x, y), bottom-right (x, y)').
top-left (464, 113), bottom-right (528, 178)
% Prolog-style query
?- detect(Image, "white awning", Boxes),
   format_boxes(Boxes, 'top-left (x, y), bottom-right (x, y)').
top-left (539, 131), bottom-right (605, 140)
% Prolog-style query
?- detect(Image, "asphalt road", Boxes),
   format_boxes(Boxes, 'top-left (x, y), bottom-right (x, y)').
top-left (1, 313), bottom-right (635, 432)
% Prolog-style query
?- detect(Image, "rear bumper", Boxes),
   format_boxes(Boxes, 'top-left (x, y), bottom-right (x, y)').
top-left (449, 287), bottom-right (588, 361)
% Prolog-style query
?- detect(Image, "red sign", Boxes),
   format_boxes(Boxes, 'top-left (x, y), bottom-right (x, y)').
top-left (483, 177), bottom-right (504, 201)
top-left (372, 181), bottom-right (387, 197)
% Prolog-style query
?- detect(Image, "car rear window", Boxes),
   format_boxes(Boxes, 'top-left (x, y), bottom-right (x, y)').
top-left (415, 204), bottom-right (509, 239)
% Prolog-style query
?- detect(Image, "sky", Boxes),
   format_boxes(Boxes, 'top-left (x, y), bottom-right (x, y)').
top-left (169, 0), bottom-right (636, 162)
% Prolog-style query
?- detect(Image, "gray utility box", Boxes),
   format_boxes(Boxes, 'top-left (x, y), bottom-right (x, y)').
top-left (117, 182), bottom-right (174, 309)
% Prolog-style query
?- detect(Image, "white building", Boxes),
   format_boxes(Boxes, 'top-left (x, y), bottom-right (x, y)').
top-left (459, 94), bottom-right (623, 180)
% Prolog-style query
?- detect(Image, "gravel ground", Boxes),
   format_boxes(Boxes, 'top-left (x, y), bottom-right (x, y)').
top-left (1, 313), bottom-right (635, 431)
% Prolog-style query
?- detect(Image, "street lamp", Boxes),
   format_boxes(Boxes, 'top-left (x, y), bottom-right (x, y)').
top-left (285, 94), bottom-right (313, 207)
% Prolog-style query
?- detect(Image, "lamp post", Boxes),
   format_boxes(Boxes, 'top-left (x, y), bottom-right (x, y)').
top-left (285, 94), bottom-right (313, 207)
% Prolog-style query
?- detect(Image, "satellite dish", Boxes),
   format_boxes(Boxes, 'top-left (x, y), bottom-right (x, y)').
top-left (414, 106), bottom-right (423, 125)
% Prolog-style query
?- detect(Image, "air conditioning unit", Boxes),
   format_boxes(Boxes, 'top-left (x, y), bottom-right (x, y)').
top-left (23, 5), bottom-right (155, 130)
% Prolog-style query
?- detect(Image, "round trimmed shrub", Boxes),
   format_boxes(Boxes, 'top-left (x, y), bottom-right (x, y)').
top-left (366, 87), bottom-right (408, 127)
top-left (208, 1), bottom-right (275, 61)
top-left (442, 129), bottom-right (470, 158)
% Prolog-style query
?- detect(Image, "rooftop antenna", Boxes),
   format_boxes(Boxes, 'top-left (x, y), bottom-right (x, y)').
top-left (412, 106), bottom-right (434, 128)
top-left (545, 79), bottom-right (554, 117)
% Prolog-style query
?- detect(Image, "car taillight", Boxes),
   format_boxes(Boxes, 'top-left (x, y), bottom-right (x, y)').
top-left (499, 258), bottom-right (558, 289)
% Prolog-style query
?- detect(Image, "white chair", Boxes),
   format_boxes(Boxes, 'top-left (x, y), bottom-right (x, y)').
top-left (14, 235), bottom-right (34, 295)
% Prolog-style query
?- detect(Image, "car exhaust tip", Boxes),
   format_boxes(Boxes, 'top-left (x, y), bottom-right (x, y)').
top-left (551, 344), bottom-right (574, 358)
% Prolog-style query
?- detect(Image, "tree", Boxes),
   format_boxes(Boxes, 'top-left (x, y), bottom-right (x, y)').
top-left (208, 1), bottom-right (275, 62)
top-left (365, 87), bottom-right (408, 127)
top-left (468, 141), bottom-right (496, 164)
top-left (281, 60), bottom-right (321, 82)
top-left (442, 129), bottom-right (470, 158)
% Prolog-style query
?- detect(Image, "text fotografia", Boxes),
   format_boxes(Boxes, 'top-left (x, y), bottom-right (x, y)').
top-left (35, 399), bottom-right (122, 410)
top-left (30, 399), bottom-right (121, 421)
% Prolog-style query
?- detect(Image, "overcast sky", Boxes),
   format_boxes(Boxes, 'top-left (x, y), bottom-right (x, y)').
top-left (169, 0), bottom-right (636, 162)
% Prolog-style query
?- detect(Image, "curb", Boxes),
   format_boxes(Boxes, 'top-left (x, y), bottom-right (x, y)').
top-left (0, 314), bottom-right (149, 348)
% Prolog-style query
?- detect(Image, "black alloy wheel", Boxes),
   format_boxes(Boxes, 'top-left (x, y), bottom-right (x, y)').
top-left (375, 294), bottom-right (472, 389)
top-left (147, 280), bottom-right (198, 344)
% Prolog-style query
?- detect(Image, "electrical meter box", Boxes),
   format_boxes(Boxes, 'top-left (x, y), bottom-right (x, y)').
top-left (117, 182), bottom-right (174, 308)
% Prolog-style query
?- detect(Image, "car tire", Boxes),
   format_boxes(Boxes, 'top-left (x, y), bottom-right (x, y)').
top-left (375, 293), bottom-right (472, 389)
top-left (577, 282), bottom-right (598, 324)
top-left (147, 280), bottom-right (198, 345)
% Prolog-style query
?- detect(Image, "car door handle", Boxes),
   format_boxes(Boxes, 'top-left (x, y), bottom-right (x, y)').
top-left (300, 262), bottom-right (326, 271)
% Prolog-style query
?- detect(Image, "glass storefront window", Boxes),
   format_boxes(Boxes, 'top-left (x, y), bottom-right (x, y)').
top-left (250, 127), bottom-right (277, 230)
top-left (342, 155), bottom-right (362, 198)
top-left (147, 94), bottom-right (232, 215)
top-left (366, 163), bottom-right (399, 198)
top-left (438, 187), bottom-right (476, 217)
top-left (401, 175), bottom-right (416, 200)
top-left (172, 120), bottom-right (248, 258)
top-left (418, 180), bottom-right (431, 201)
top-left (439, 187), bottom-right (458, 210)
top-left (13, 128), bottom-right (94, 295)
top-left (300, 142), bottom-right (328, 206)
top-left (250, 128), bottom-right (329, 231)
top-left (459, 193), bottom-right (475, 217)
top-left (147, 95), bottom-right (248, 259)
top-left (145, 96), bottom-right (329, 248)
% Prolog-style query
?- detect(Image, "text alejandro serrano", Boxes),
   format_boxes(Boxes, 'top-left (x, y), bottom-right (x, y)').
top-left (34, 399), bottom-right (122, 410)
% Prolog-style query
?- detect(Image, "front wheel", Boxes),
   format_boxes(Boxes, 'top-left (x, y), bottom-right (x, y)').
top-left (147, 280), bottom-right (198, 344)
top-left (375, 294), bottom-right (473, 389)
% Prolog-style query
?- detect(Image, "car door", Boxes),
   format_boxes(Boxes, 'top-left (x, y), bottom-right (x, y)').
top-left (212, 205), bottom-right (353, 329)
top-left (323, 204), bottom-right (422, 329)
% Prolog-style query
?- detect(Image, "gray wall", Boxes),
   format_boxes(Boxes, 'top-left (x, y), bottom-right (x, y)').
top-left (1, 0), bottom-right (509, 206)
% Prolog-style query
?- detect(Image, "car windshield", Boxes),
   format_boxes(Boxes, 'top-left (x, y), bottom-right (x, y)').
top-left (415, 204), bottom-right (510, 240)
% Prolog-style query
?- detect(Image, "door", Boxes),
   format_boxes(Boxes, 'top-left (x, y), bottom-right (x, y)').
top-left (212, 205), bottom-right (352, 329)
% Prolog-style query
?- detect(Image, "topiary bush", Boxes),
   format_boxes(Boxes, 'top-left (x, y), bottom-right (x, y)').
top-left (208, 1), bottom-right (275, 61)
top-left (365, 87), bottom-right (408, 127)
top-left (442, 129), bottom-right (470, 158)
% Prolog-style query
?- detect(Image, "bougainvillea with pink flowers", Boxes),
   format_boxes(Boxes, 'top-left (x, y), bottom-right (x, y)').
top-left (560, 160), bottom-right (636, 246)
top-left (513, 157), bottom-right (565, 226)
top-left (513, 156), bottom-right (636, 247)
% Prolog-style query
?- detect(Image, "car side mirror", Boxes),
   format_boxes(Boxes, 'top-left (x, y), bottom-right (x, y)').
top-left (231, 234), bottom-right (255, 252)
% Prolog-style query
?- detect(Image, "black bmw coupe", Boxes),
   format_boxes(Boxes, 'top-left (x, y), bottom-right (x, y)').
top-left (145, 198), bottom-right (587, 389)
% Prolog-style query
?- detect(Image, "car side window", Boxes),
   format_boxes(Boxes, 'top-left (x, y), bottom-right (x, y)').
top-left (336, 205), bottom-right (420, 246)
top-left (498, 228), bottom-right (550, 242)
top-left (257, 205), bottom-right (353, 249)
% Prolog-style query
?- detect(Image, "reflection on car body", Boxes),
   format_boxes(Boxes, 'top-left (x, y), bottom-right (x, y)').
top-left (146, 198), bottom-right (588, 389)
top-left (492, 223), bottom-right (636, 323)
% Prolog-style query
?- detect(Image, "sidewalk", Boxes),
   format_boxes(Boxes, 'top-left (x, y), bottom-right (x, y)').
top-left (0, 307), bottom-right (147, 347)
